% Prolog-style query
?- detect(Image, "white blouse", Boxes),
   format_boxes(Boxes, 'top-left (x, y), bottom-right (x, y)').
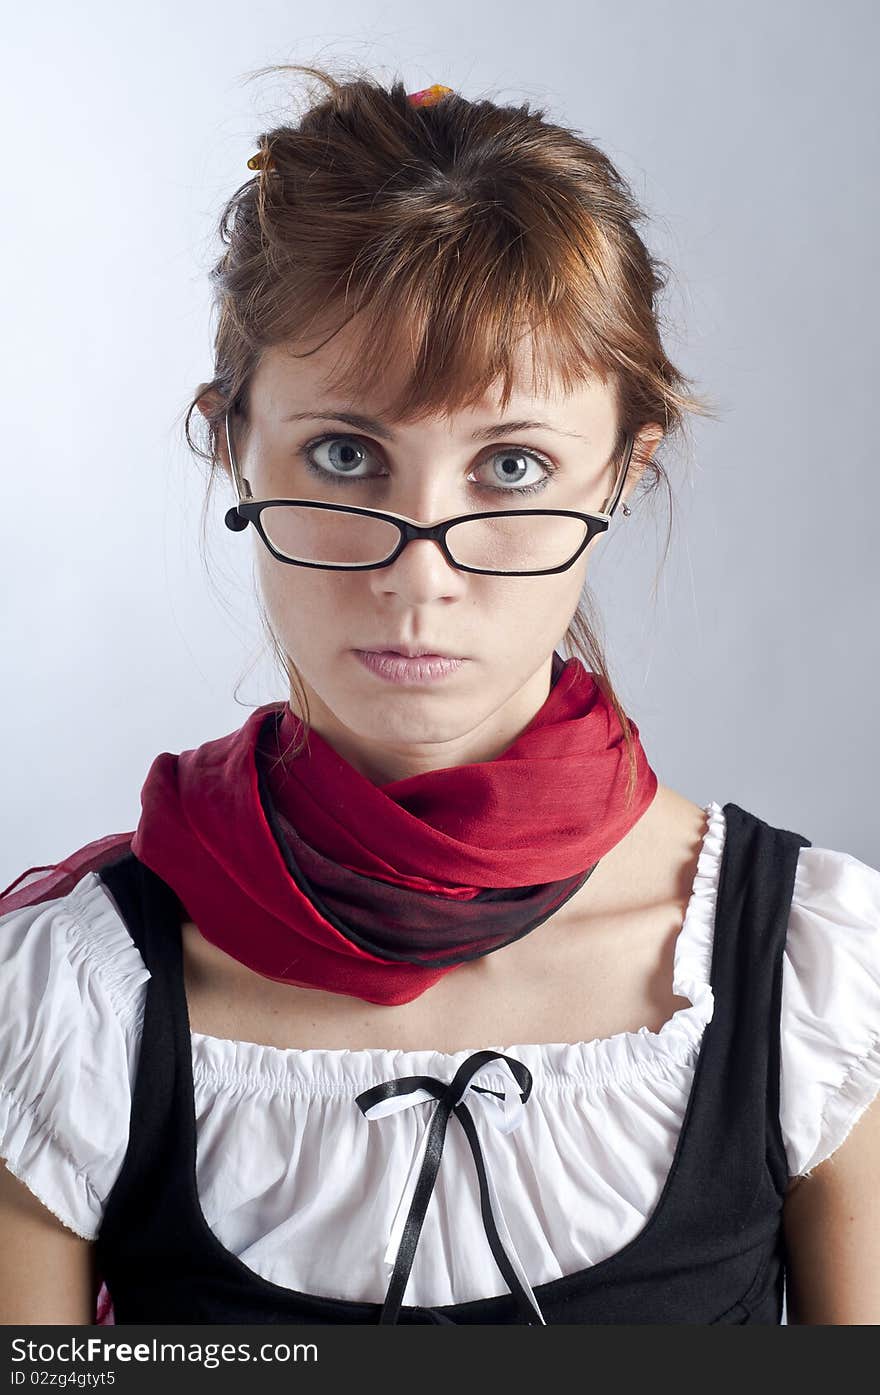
top-left (1, 800), bottom-right (879, 1310)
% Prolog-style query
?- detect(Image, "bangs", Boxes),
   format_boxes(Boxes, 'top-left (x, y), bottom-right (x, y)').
top-left (264, 208), bottom-right (620, 427)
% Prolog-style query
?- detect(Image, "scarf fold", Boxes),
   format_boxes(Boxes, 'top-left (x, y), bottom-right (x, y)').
top-left (1, 653), bottom-right (658, 1005)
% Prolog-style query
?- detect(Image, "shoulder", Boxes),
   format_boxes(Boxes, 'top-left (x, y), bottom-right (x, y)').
top-left (779, 835), bottom-right (880, 1180)
top-left (0, 869), bottom-right (151, 1021)
top-left (636, 784), bottom-right (709, 859)
top-left (0, 871), bottom-right (150, 1239)
top-left (648, 796), bottom-right (880, 1193)
top-left (780, 843), bottom-right (880, 1321)
top-left (616, 783), bottom-right (711, 908)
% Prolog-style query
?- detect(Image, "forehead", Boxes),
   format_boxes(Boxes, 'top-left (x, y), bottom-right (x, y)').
top-left (250, 321), bottom-right (617, 439)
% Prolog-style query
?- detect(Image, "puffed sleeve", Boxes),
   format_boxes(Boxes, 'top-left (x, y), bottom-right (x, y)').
top-left (0, 870), bottom-right (151, 1238)
top-left (779, 844), bottom-right (880, 1178)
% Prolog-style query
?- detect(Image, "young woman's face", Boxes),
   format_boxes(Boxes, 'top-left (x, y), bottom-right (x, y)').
top-left (220, 329), bottom-right (654, 783)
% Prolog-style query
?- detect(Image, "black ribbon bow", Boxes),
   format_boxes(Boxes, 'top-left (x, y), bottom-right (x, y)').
top-left (354, 1048), bottom-right (546, 1325)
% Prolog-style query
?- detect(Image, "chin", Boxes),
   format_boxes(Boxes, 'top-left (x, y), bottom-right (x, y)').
top-left (350, 702), bottom-right (481, 743)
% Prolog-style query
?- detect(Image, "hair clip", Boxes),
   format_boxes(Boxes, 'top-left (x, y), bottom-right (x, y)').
top-left (247, 148), bottom-right (275, 172)
top-left (407, 84), bottom-right (454, 107)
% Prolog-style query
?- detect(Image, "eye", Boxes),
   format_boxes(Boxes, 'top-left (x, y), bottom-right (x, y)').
top-left (299, 435), bottom-right (558, 495)
top-left (477, 447), bottom-right (556, 493)
top-left (302, 436), bottom-right (375, 481)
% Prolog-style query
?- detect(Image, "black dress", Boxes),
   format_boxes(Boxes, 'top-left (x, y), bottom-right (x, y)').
top-left (93, 801), bottom-right (809, 1324)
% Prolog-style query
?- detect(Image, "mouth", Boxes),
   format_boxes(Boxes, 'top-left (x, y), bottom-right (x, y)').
top-left (352, 649), bottom-right (468, 684)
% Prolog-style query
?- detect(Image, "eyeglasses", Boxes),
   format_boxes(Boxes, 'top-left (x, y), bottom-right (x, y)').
top-left (222, 411), bottom-right (634, 576)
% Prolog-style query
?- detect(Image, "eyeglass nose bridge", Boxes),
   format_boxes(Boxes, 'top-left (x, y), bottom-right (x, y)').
top-left (380, 514), bottom-right (477, 572)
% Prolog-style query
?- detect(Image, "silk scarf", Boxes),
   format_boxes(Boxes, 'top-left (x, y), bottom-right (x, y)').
top-left (1, 653), bottom-right (658, 1005)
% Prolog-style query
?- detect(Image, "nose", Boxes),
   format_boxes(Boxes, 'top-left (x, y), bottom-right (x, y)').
top-left (370, 534), bottom-right (466, 600)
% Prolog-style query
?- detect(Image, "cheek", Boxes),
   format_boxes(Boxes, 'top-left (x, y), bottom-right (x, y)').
top-left (491, 568), bottom-right (585, 625)
top-left (256, 556), bottom-right (337, 642)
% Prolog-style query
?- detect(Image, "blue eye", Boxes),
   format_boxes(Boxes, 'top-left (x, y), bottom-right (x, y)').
top-left (299, 435), bottom-right (558, 496)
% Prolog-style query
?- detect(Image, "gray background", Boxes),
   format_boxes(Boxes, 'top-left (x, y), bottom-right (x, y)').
top-left (2, 0), bottom-right (878, 886)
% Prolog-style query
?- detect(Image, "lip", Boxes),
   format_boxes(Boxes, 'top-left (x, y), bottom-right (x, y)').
top-left (364, 644), bottom-right (461, 658)
top-left (353, 650), bottom-right (468, 684)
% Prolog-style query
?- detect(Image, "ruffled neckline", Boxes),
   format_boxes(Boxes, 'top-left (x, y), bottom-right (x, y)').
top-left (188, 801), bottom-right (726, 1095)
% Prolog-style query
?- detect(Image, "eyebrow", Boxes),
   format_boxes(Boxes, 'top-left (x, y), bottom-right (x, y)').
top-left (281, 408), bottom-right (592, 446)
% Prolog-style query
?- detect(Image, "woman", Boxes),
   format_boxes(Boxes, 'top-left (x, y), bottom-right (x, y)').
top-left (1, 70), bottom-right (878, 1326)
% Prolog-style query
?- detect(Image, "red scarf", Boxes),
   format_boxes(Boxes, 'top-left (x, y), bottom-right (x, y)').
top-left (1, 655), bottom-right (657, 1005)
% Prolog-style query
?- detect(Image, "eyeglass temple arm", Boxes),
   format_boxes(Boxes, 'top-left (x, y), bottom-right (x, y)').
top-left (226, 411), bottom-right (253, 501)
top-left (226, 410), bottom-right (635, 518)
top-left (601, 434), bottom-right (636, 518)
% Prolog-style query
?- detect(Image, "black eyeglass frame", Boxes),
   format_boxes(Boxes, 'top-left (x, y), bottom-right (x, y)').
top-left (222, 409), bottom-right (635, 577)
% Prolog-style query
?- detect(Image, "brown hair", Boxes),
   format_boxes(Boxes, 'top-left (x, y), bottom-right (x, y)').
top-left (183, 63), bottom-right (718, 805)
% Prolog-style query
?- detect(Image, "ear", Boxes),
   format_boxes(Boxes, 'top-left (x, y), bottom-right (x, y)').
top-left (195, 389), bottom-right (233, 474)
top-left (636, 421), bottom-right (664, 462)
top-left (195, 387), bottom-right (224, 420)
top-left (620, 422), bottom-right (664, 509)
